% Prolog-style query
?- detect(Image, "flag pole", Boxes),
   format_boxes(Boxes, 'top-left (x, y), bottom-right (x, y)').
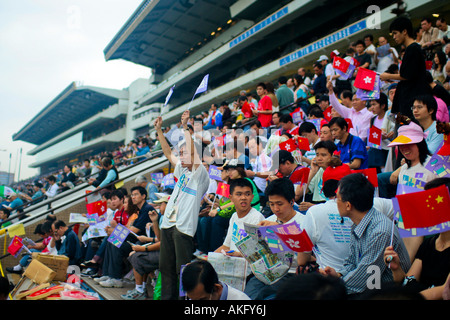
top-left (388, 218), bottom-right (396, 268)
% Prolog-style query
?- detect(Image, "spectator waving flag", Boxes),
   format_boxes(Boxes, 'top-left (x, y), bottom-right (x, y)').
top-left (332, 56), bottom-right (356, 80)
top-left (354, 67), bottom-right (377, 91)
top-left (395, 184), bottom-right (450, 229)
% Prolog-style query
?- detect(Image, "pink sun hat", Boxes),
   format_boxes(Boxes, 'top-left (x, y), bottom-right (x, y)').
top-left (388, 121), bottom-right (428, 147)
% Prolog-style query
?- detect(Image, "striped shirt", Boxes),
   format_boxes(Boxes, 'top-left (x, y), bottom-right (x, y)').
top-left (339, 207), bottom-right (411, 295)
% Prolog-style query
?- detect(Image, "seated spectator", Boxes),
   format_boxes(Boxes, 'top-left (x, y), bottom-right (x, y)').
top-left (50, 220), bottom-right (83, 266)
top-left (88, 157), bottom-right (119, 192)
top-left (298, 140), bottom-right (337, 209)
top-left (0, 208), bottom-right (11, 229)
top-left (135, 174), bottom-right (159, 203)
top-left (387, 120), bottom-right (437, 261)
top-left (121, 198), bottom-right (164, 300)
top-left (298, 121), bottom-right (321, 165)
top-left (384, 177), bottom-right (450, 300)
top-left (60, 165), bottom-right (77, 192)
top-left (1, 193), bottom-right (24, 216)
top-left (244, 178), bottom-right (303, 300)
top-left (367, 93), bottom-right (390, 173)
top-left (311, 62), bottom-right (327, 96)
top-left (319, 123), bottom-right (333, 142)
top-left (319, 173), bottom-right (410, 297)
top-left (133, 138), bottom-right (150, 158)
top-left (354, 39), bottom-right (372, 69)
top-left (214, 178), bottom-right (265, 257)
top-left (7, 223), bottom-right (52, 274)
top-left (42, 176), bottom-right (59, 199)
top-left (181, 260), bottom-right (251, 300)
top-left (279, 114), bottom-right (300, 137)
top-left (329, 117), bottom-right (369, 169)
top-left (97, 186), bottom-right (153, 288)
top-left (410, 95), bottom-right (444, 154)
top-left (245, 136), bottom-right (273, 194)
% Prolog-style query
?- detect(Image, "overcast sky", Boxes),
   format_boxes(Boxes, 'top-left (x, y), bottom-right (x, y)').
top-left (0, 0), bottom-right (150, 182)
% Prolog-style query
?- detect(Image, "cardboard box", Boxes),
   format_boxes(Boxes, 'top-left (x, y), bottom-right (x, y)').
top-left (31, 253), bottom-right (69, 281)
top-left (23, 259), bottom-right (56, 284)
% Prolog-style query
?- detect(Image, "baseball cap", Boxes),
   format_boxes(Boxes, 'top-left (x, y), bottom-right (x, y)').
top-left (388, 121), bottom-right (427, 147)
top-left (154, 195), bottom-right (170, 204)
top-left (317, 55), bottom-right (328, 62)
top-left (222, 159), bottom-right (245, 170)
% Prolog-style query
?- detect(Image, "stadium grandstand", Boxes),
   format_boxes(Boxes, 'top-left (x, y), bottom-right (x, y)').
top-left (1, 0), bottom-right (450, 302)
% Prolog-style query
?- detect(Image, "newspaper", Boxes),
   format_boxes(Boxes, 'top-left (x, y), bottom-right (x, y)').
top-left (207, 252), bottom-right (248, 291)
top-left (235, 233), bottom-right (289, 285)
top-left (69, 213), bottom-right (88, 224)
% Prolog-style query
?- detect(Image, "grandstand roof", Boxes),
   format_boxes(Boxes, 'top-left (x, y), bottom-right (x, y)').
top-left (103, 0), bottom-right (237, 73)
top-left (13, 82), bottom-right (127, 146)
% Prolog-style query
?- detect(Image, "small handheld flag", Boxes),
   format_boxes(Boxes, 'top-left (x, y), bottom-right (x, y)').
top-left (188, 74), bottom-right (209, 109)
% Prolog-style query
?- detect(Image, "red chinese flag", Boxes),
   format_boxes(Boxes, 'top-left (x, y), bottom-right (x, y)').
top-left (216, 182), bottom-right (230, 198)
top-left (241, 101), bottom-right (253, 118)
top-left (354, 67), bottom-right (376, 91)
top-left (352, 168), bottom-right (379, 188)
top-left (332, 56), bottom-right (351, 74)
top-left (290, 167), bottom-right (310, 185)
top-left (279, 138), bottom-right (298, 152)
top-left (396, 184), bottom-right (450, 229)
top-left (86, 200), bottom-right (107, 216)
top-left (297, 137), bottom-right (310, 151)
top-left (368, 126), bottom-right (382, 147)
top-left (425, 61), bottom-right (433, 71)
top-left (323, 106), bottom-right (333, 122)
top-left (8, 236), bottom-right (23, 257)
top-left (274, 229), bottom-right (314, 252)
top-left (437, 133), bottom-right (450, 156)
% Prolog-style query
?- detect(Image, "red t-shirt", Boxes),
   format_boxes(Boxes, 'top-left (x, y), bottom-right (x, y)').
top-left (113, 208), bottom-right (129, 226)
top-left (257, 95), bottom-right (273, 128)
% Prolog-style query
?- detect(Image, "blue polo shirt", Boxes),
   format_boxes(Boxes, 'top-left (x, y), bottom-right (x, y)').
top-left (336, 134), bottom-right (369, 169)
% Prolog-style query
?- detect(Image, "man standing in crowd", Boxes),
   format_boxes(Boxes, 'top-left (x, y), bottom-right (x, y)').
top-left (154, 109), bottom-right (210, 300)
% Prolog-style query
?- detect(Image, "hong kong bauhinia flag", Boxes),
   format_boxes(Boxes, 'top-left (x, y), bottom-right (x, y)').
top-left (354, 67), bottom-right (377, 91)
top-left (332, 56), bottom-right (356, 80)
top-left (279, 138), bottom-right (298, 152)
top-left (274, 229), bottom-right (314, 252)
top-left (395, 184), bottom-right (450, 229)
top-left (86, 200), bottom-right (107, 217)
top-left (368, 126), bottom-right (382, 149)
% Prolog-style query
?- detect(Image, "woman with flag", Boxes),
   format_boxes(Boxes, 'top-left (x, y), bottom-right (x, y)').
top-left (387, 119), bottom-right (438, 262)
top-left (384, 177), bottom-right (450, 300)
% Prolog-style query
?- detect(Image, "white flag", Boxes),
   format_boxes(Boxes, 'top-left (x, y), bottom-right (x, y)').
top-left (195, 74), bottom-right (209, 95)
top-left (164, 85), bottom-right (175, 106)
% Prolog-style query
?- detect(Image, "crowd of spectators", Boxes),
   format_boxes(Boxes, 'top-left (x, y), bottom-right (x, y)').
top-left (3, 15), bottom-right (450, 301)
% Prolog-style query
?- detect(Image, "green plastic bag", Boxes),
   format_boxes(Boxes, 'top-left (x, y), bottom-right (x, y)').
top-left (153, 271), bottom-right (161, 300)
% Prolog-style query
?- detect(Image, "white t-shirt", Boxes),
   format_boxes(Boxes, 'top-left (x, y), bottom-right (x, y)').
top-left (161, 161), bottom-right (210, 237)
top-left (301, 199), bottom-right (353, 270)
top-left (301, 197), bottom-right (396, 271)
top-left (223, 208), bottom-right (265, 252)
